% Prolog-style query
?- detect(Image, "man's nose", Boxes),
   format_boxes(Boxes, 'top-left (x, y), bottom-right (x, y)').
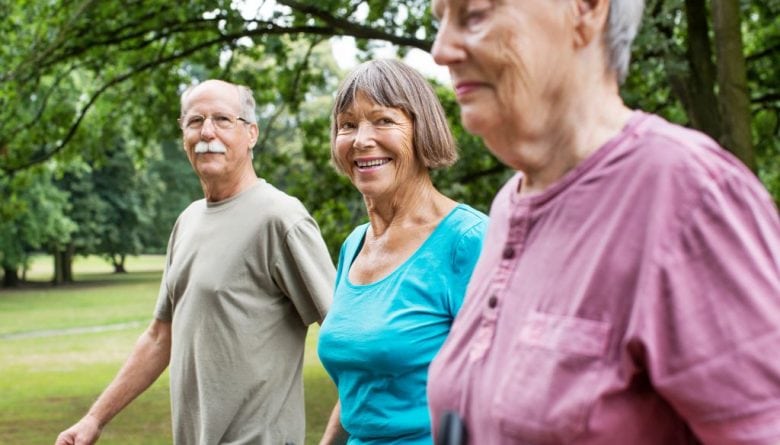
top-left (199, 118), bottom-right (218, 139)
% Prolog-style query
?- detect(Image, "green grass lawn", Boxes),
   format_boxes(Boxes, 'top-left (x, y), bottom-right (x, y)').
top-left (0, 255), bottom-right (337, 444)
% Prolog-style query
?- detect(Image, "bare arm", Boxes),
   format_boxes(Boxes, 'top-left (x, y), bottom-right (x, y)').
top-left (55, 319), bottom-right (172, 445)
top-left (319, 400), bottom-right (348, 445)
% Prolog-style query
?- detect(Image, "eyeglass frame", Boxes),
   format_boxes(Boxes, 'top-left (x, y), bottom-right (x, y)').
top-left (178, 113), bottom-right (252, 131)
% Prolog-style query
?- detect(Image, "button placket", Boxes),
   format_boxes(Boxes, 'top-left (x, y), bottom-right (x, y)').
top-left (471, 202), bottom-right (531, 363)
top-left (493, 203), bottom-right (530, 291)
top-left (469, 290), bottom-right (501, 363)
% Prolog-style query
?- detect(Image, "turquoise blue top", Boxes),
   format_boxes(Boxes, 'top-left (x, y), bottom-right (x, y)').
top-left (318, 204), bottom-right (488, 444)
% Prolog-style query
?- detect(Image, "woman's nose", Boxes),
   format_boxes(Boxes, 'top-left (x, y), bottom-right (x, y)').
top-left (353, 123), bottom-right (376, 150)
top-left (432, 19), bottom-right (464, 66)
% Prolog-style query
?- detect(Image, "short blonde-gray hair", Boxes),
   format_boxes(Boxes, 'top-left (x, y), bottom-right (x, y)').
top-left (330, 59), bottom-right (457, 174)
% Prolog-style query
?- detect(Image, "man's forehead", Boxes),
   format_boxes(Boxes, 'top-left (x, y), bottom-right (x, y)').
top-left (183, 82), bottom-right (239, 109)
top-left (189, 81), bottom-right (236, 98)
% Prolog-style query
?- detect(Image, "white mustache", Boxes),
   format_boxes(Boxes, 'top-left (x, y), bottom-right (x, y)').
top-left (194, 140), bottom-right (227, 154)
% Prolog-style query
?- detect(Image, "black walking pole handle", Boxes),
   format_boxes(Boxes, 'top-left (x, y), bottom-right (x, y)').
top-left (437, 411), bottom-right (467, 445)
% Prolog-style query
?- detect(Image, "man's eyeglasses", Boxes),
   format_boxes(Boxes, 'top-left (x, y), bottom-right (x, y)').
top-left (179, 113), bottom-right (250, 131)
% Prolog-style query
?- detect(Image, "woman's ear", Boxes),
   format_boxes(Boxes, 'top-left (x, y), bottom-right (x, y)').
top-left (573, 0), bottom-right (611, 48)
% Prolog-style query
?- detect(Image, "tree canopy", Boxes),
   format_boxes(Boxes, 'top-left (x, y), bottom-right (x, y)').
top-left (1, 0), bottom-right (778, 286)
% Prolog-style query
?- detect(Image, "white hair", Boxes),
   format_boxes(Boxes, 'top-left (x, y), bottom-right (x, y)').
top-left (236, 85), bottom-right (257, 123)
top-left (604, 0), bottom-right (645, 83)
top-left (180, 80), bottom-right (257, 123)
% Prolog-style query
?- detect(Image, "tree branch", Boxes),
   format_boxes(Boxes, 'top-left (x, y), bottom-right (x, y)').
top-left (278, 0), bottom-right (431, 50)
top-left (2, 2), bottom-right (434, 173)
top-left (752, 91), bottom-right (780, 105)
top-left (1, 34), bottom-right (250, 174)
top-left (257, 36), bottom-right (324, 153)
top-left (7, 16), bottom-right (222, 82)
top-left (18, 0), bottom-right (100, 82)
top-left (11, 65), bottom-right (79, 135)
top-left (746, 42), bottom-right (780, 62)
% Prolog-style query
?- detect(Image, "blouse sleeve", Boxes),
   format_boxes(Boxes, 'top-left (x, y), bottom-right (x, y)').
top-left (644, 168), bottom-right (780, 444)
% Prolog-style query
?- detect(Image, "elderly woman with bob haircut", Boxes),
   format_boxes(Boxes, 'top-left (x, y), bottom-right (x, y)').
top-left (317, 59), bottom-right (488, 444)
top-left (427, 0), bottom-right (780, 443)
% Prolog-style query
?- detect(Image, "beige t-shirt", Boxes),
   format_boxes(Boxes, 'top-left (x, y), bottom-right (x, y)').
top-left (155, 179), bottom-right (334, 445)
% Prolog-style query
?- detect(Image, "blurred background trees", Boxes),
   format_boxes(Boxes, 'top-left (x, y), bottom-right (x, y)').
top-left (1, 0), bottom-right (777, 286)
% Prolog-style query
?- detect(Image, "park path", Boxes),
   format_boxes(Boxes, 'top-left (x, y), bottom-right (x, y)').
top-left (0, 321), bottom-right (144, 340)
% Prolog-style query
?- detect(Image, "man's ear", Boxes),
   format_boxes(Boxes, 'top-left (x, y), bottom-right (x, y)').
top-left (248, 123), bottom-right (259, 148)
top-left (573, 0), bottom-right (610, 48)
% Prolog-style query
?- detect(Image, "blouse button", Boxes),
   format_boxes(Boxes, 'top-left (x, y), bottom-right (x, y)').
top-left (502, 245), bottom-right (515, 259)
top-left (488, 295), bottom-right (498, 308)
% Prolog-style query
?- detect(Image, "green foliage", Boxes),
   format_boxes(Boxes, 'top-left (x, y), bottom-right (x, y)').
top-left (624, 0), bottom-right (692, 123)
top-left (0, 0), bottom-right (777, 284)
top-left (0, 168), bottom-right (75, 273)
top-left (742, 0), bottom-right (780, 204)
top-left (625, 0), bottom-right (779, 175)
top-left (0, 0), bottom-right (432, 174)
top-left (755, 109), bottom-right (780, 205)
top-left (54, 144), bottom-right (165, 268)
top-left (92, 146), bottom-right (164, 266)
top-left (145, 141), bottom-right (203, 253)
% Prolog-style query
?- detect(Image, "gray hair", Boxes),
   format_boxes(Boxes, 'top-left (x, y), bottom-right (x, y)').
top-left (605, 0), bottom-right (645, 83)
top-left (330, 59), bottom-right (457, 173)
top-left (236, 85), bottom-right (257, 123)
top-left (180, 80), bottom-right (257, 123)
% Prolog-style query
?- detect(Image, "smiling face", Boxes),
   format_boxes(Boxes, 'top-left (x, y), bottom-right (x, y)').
top-left (431, 0), bottom-right (578, 166)
top-left (180, 80), bottom-right (258, 184)
top-left (334, 93), bottom-right (425, 201)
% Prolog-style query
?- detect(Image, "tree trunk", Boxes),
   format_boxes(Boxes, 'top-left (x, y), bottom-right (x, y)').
top-left (711, 0), bottom-right (756, 171)
top-left (53, 249), bottom-right (64, 285)
top-left (2, 266), bottom-right (19, 287)
top-left (679, 0), bottom-right (722, 140)
top-left (53, 243), bottom-right (75, 284)
top-left (63, 244), bottom-right (74, 283)
top-left (113, 254), bottom-right (127, 273)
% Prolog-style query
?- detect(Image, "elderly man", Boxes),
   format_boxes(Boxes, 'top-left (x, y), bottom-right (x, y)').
top-left (56, 80), bottom-right (335, 445)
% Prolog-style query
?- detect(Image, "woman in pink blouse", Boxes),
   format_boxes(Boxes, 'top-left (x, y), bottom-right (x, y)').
top-left (427, 0), bottom-right (780, 444)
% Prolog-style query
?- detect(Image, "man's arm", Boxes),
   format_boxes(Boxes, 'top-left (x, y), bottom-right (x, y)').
top-left (319, 400), bottom-right (348, 445)
top-left (55, 319), bottom-right (172, 445)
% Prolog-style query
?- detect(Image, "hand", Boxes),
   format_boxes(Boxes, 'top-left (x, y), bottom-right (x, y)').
top-left (54, 414), bottom-right (102, 445)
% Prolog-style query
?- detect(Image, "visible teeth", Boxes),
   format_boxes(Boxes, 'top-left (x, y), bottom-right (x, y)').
top-left (356, 159), bottom-right (390, 168)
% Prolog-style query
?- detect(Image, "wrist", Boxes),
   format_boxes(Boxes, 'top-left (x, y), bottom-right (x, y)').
top-left (84, 411), bottom-right (106, 429)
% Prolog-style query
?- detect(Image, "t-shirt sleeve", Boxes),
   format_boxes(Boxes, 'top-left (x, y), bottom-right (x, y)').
top-left (646, 170), bottom-right (780, 444)
top-left (448, 218), bottom-right (488, 316)
top-left (153, 220), bottom-right (179, 322)
top-left (273, 216), bottom-right (336, 326)
top-left (153, 266), bottom-right (173, 322)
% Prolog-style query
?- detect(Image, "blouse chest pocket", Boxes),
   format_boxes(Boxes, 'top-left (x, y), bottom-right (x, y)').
top-left (492, 311), bottom-right (611, 444)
